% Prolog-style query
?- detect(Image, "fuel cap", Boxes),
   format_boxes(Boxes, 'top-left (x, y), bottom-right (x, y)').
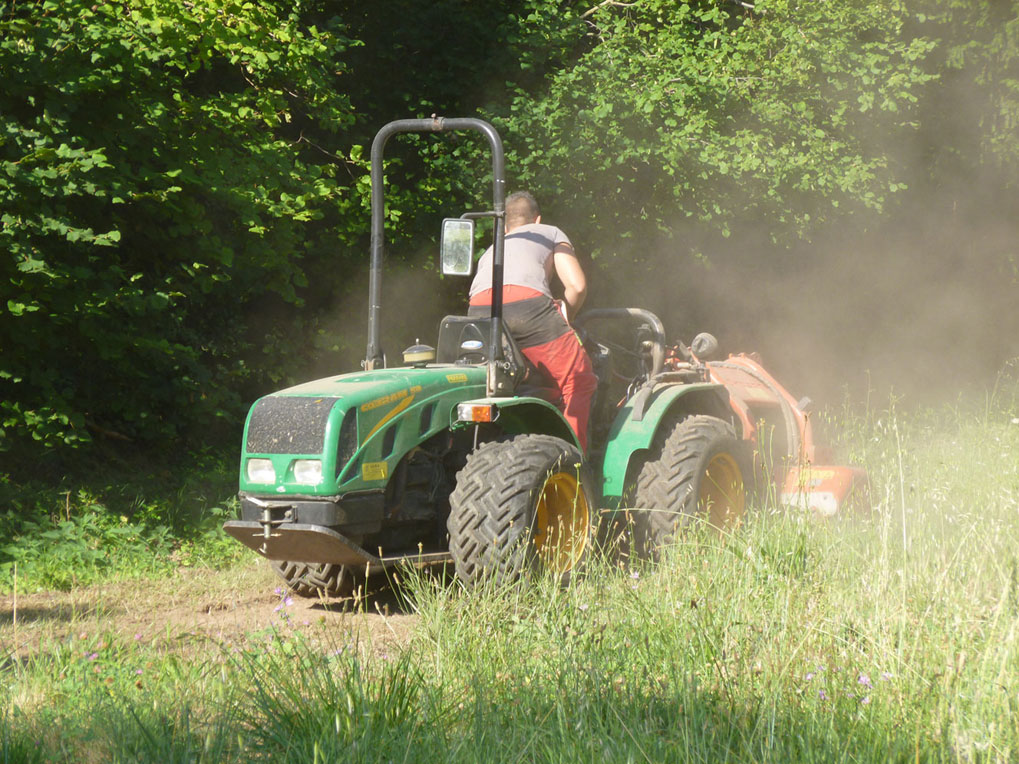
top-left (403, 339), bottom-right (436, 366)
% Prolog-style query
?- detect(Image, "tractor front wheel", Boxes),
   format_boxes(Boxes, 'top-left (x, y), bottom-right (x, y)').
top-left (270, 560), bottom-right (366, 599)
top-left (448, 434), bottom-right (595, 586)
top-left (630, 415), bottom-right (749, 561)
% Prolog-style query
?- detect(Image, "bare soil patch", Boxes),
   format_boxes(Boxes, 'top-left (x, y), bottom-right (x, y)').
top-left (2, 560), bottom-right (419, 663)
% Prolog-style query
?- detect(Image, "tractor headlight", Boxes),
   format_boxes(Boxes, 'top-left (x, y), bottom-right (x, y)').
top-left (293, 459), bottom-right (323, 485)
top-left (246, 458), bottom-right (276, 484)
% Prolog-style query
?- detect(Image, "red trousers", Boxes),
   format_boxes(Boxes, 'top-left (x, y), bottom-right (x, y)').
top-left (521, 330), bottom-right (598, 451)
top-left (469, 289), bottom-right (597, 451)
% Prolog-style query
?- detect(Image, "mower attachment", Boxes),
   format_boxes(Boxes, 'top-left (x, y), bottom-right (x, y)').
top-left (779, 464), bottom-right (870, 517)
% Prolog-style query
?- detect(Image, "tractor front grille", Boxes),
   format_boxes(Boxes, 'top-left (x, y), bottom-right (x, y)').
top-left (246, 396), bottom-right (339, 455)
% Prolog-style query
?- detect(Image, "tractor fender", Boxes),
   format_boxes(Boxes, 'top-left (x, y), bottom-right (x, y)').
top-left (600, 382), bottom-right (738, 507)
top-left (451, 396), bottom-right (580, 449)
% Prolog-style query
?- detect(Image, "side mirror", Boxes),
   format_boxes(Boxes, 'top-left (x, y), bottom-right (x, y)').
top-left (440, 218), bottom-right (474, 276)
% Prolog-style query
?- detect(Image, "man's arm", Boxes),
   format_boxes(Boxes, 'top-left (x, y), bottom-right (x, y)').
top-left (553, 243), bottom-right (587, 322)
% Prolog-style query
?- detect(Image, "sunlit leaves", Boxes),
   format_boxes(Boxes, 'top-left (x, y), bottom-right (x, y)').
top-left (497, 0), bottom-right (936, 256)
top-left (0, 0), bottom-right (356, 450)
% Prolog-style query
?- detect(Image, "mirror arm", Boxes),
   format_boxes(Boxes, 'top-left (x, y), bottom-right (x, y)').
top-left (460, 211), bottom-right (503, 222)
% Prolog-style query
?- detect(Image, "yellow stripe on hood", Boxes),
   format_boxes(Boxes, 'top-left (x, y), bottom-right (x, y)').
top-left (364, 395), bottom-right (416, 441)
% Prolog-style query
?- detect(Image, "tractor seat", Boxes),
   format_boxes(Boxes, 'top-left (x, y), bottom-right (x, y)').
top-left (435, 315), bottom-right (557, 398)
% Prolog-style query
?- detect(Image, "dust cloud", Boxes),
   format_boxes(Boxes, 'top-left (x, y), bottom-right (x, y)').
top-left (305, 247), bottom-right (470, 380)
top-left (578, 60), bottom-right (1019, 410)
top-left (589, 192), bottom-right (1018, 410)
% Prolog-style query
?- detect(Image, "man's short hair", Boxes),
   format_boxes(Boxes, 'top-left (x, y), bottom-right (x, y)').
top-left (505, 191), bottom-right (540, 228)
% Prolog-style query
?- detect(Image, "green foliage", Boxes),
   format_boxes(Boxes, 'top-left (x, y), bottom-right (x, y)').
top-left (915, 0), bottom-right (1019, 179)
top-left (317, 1), bottom-right (538, 255)
top-left (494, 0), bottom-right (938, 255)
top-left (0, 501), bottom-right (242, 593)
top-left (0, 509), bottom-right (173, 591)
top-left (0, 0), bottom-right (357, 450)
top-left (0, 456), bottom-right (242, 592)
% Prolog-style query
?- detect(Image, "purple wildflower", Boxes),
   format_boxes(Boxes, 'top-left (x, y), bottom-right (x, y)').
top-left (805, 672), bottom-right (815, 681)
top-left (630, 570), bottom-right (640, 580)
top-left (87, 653), bottom-right (99, 661)
top-left (818, 689), bottom-right (828, 701)
top-left (880, 672), bottom-right (893, 681)
top-left (858, 673), bottom-right (873, 689)
top-left (860, 696), bottom-right (871, 705)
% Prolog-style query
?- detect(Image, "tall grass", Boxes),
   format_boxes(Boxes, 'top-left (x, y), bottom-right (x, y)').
top-left (3, 387), bottom-right (1019, 762)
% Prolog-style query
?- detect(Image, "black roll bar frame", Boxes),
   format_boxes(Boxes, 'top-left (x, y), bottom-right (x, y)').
top-left (364, 117), bottom-right (508, 396)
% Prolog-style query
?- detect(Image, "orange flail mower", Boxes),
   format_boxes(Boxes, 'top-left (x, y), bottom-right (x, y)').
top-left (688, 351), bottom-right (868, 516)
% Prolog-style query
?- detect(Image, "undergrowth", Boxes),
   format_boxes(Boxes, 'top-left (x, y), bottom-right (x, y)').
top-left (0, 448), bottom-right (242, 593)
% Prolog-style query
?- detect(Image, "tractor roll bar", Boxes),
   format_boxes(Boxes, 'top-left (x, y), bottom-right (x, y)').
top-left (365, 117), bottom-right (506, 387)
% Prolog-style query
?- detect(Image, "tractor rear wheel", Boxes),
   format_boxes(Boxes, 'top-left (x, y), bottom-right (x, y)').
top-left (270, 560), bottom-right (365, 599)
top-left (630, 415), bottom-right (748, 561)
top-left (448, 434), bottom-right (595, 586)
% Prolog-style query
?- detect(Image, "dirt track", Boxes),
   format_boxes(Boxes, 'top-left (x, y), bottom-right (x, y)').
top-left (1, 561), bottom-right (417, 663)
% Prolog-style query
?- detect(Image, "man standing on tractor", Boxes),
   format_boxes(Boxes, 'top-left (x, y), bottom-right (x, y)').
top-left (468, 191), bottom-right (598, 450)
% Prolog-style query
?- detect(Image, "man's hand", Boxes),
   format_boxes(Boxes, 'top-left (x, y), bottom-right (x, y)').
top-left (553, 243), bottom-right (587, 322)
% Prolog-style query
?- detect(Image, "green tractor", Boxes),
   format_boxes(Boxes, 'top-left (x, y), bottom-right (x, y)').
top-left (224, 117), bottom-right (862, 596)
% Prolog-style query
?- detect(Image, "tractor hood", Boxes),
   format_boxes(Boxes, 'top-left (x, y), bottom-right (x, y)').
top-left (240, 365), bottom-right (486, 496)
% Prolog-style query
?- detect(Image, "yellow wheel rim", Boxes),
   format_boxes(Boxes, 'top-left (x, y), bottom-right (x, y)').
top-left (699, 453), bottom-right (746, 530)
top-left (533, 471), bottom-right (590, 572)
